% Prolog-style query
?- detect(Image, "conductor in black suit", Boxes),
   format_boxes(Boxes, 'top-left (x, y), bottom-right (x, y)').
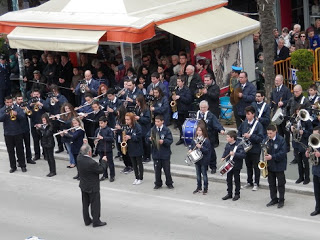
top-left (77, 143), bottom-right (107, 227)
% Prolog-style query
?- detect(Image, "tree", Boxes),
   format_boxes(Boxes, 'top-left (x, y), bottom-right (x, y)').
top-left (257, 0), bottom-right (276, 101)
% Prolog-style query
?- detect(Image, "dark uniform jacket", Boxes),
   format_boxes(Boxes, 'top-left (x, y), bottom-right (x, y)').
top-left (286, 95), bottom-right (311, 116)
top-left (147, 81), bottom-right (167, 96)
top-left (37, 124), bottom-right (55, 148)
top-left (75, 79), bottom-right (100, 104)
top-left (189, 137), bottom-right (211, 166)
top-left (78, 154), bottom-right (107, 193)
top-left (64, 128), bottom-right (85, 155)
top-left (84, 110), bottom-right (105, 138)
top-left (0, 105), bottom-right (25, 135)
top-left (175, 86), bottom-right (192, 114)
top-left (104, 97), bottom-right (122, 128)
top-left (234, 81), bottom-right (256, 116)
top-left (251, 101), bottom-right (271, 133)
top-left (221, 139), bottom-right (246, 170)
top-left (312, 147), bottom-right (320, 177)
top-left (15, 104), bottom-right (30, 133)
top-left (126, 123), bottom-right (143, 157)
top-left (196, 110), bottom-right (224, 142)
top-left (265, 134), bottom-right (287, 172)
top-left (153, 96), bottom-right (170, 126)
top-left (45, 94), bottom-right (68, 115)
top-left (29, 99), bottom-right (49, 127)
top-left (238, 119), bottom-right (264, 154)
top-left (0, 63), bottom-right (10, 90)
top-left (270, 84), bottom-right (292, 112)
top-left (146, 125), bottom-right (173, 160)
top-left (202, 83), bottom-right (220, 117)
top-left (135, 107), bottom-right (151, 135)
top-left (94, 126), bottom-right (114, 153)
top-left (291, 120), bottom-right (313, 152)
top-left (123, 87), bottom-right (143, 109)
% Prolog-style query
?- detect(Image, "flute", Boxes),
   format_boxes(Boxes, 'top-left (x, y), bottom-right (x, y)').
top-left (49, 111), bottom-right (71, 119)
top-left (53, 126), bottom-right (81, 136)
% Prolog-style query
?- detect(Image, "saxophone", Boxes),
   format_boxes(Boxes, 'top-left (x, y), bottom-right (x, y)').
top-left (258, 139), bottom-right (269, 178)
top-left (121, 127), bottom-right (128, 155)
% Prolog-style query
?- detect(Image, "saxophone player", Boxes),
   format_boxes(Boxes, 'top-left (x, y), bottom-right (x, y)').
top-left (264, 125), bottom-right (287, 208)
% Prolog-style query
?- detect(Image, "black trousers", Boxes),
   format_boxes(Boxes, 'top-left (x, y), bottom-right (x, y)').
top-left (277, 121), bottom-right (290, 152)
top-left (294, 149), bottom-right (310, 180)
top-left (22, 130), bottom-right (32, 161)
top-left (268, 171), bottom-right (286, 202)
top-left (81, 191), bottom-right (101, 225)
top-left (153, 159), bottom-right (173, 187)
top-left (177, 112), bottom-right (188, 139)
top-left (31, 127), bottom-right (41, 158)
top-left (142, 137), bottom-right (151, 160)
top-left (116, 142), bottom-right (132, 167)
top-left (5, 134), bottom-right (26, 169)
top-left (245, 152), bottom-right (260, 185)
top-left (43, 147), bottom-right (56, 174)
top-left (227, 169), bottom-right (241, 195)
top-left (52, 120), bottom-right (63, 150)
top-left (131, 156), bottom-right (144, 180)
top-left (98, 151), bottom-right (115, 178)
top-left (234, 105), bottom-right (245, 129)
top-left (313, 175), bottom-right (320, 211)
top-left (209, 137), bottom-right (217, 170)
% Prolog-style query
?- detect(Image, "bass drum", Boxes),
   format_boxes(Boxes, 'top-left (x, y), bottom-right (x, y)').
top-left (182, 119), bottom-right (199, 146)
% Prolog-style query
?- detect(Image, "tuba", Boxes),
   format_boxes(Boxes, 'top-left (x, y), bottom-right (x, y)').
top-left (258, 139), bottom-right (269, 178)
top-left (121, 127), bottom-right (128, 155)
top-left (308, 133), bottom-right (320, 165)
top-left (170, 90), bottom-right (178, 112)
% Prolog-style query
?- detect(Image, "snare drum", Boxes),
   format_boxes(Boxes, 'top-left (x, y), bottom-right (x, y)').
top-left (219, 161), bottom-right (234, 175)
top-left (186, 149), bottom-right (203, 164)
top-left (182, 119), bottom-right (199, 146)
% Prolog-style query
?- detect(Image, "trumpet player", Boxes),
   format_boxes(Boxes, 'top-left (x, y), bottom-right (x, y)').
top-left (291, 105), bottom-right (312, 185)
top-left (0, 96), bottom-right (27, 173)
top-left (15, 93), bottom-right (35, 165)
top-left (238, 106), bottom-right (264, 191)
top-left (307, 126), bottom-right (320, 216)
top-left (75, 70), bottom-right (99, 105)
top-left (221, 131), bottom-right (246, 201)
top-left (95, 116), bottom-right (115, 182)
top-left (173, 76), bottom-right (192, 146)
top-left (264, 125), bottom-right (287, 209)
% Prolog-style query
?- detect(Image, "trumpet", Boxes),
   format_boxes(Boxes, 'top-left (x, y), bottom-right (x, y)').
top-left (19, 102), bottom-right (32, 116)
top-left (80, 80), bottom-right (87, 94)
top-left (116, 88), bottom-right (127, 98)
top-left (10, 109), bottom-right (16, 121)
top-left (53, 126), bottom-right (82, 136)
top-left (170, 89), bottom-right (178, 113)
top-left (121, 127), bottom-right (128, 155)
top-left (258, 139), bottom-right (269, 178)
top-left (195, 85), bottom-right (208, 98)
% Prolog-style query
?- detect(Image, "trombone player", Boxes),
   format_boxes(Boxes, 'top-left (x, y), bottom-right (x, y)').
top-left (264, 124), bottom-right (287, 209)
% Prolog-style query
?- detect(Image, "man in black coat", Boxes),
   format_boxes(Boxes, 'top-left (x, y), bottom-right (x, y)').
top-left (264, 124), bottom-right (287, 208)
top-left (77, 143), bottom-right (107, 227)
top-left (185, 65), bottom-right (202, 98)
top-left (274, 38), bottom-right (289, 62)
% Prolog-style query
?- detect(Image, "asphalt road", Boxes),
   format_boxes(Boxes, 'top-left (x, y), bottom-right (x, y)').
top-left (0, 152), bottom-right (319, 240)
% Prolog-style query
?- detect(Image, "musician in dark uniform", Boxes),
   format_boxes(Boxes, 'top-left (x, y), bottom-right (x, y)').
top-left (29, 89), bottom-right (49, 160)
top-left (105, 88), bottom-right (122, 128)
top-left (307, 126), bottom-right (320, 216)
top-left (238, 106), bottom-right (264, 191)
top-left (122, 79), bottom-right (143, 110)
top-left (150, 87), bottom-right (170, 126)
top-left (15, 93), bottom-right (35, 164)
top-left (135, 95), bottom-right (151, 163)
top-left (308, 84), bottom-right (320, 128)
top-left (233, 72), bottom-right (256, 128)
top-left (290, 104), bottom-right (312, 185)
top-left (221, 130), bottom-right (246, 201)
top-left (251, 90), bottom-right (271, 134)
top-left (146, 115), bottom-right (174, 189)
top-left (46, 84), bottom-right (68, 153)
top-left (0, 55), bottom-right (11, 107)
top-left (173, 75), bottom-right (192, 145)
top-left (77, 143), bottom-right (107, 228)
top-left (146, 72), bottom-right (168, 97)
top-left (95, 116), bottom-right (115, 182)
top-left (264, 125), bottom-right (287, 208)
top-left (0, 96), bottom-right (27, 173)
top-left (75, 70), bottom-right (100, 105)
top-left (197, 100), bottom-right (225, 174)
top-left (270, 74), bottom-right (292, 152)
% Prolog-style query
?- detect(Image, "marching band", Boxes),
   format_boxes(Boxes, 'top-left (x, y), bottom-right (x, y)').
top-left (2, 67), bottom-right (320, 217)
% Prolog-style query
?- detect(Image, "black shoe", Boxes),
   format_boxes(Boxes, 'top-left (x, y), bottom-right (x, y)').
top-left (93, 221), bottom-right (107, 228)
top-left (303, 179), bottom-right (310, 185)
top-left (167, 185), bottom-right (174, 189)
top-left (73, 174), bottom-right (79, 179)
top-left (211, 168), bottom-right (216, 174)
top-left (32, 156), bottom-right (40, 161)
top-left (193, 189), bottom-right (201, 194)
top-left (143, 158), bottom-right (151, 163)
top-left (295, 178), bottom-right (304, 184)
top-left (203, 189), bottom-right (208, 195)
top-left (266, 199), bottom-right (279, 207)
top-left (85, 220), bottom-right (92, 226)
top-left (21, 167), bottom-right (27, 172)
top-left (55, 149), bottom-right (64, 154)
top-left (100, 176), bottom-right (108, 181)
top-left (109, 178), bottom-right (115, 182)
top-left (175, 139), bottom-right (184, 145)
top-left (232, 195), bottom-right (240, 201)
top-left (154, 185), bottom-right (162, 190)
top-left (222, 194), bottom-right (232, 200)
top-left (310, 210), bottom-right (320, 216)
top-left (46, 173), bottom-right (56, 177)
top-left (277, 201), bottom-right (284, 208)
top-left (289, 159), bottom-right (297, 165)
top-left (27, 160), bottom-right (36, 164)
top-left (9, 168), bottom-right (17, 173)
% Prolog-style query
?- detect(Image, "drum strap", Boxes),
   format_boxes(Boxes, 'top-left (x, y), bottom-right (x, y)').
top-left (230, 145), bottom-right (238, 161)
top-left (249, 120), bottom-right (259, 135)
top-left (300, 96), bottom-right (305, 105)
top-left (257, 102), bottom-right (266, 119)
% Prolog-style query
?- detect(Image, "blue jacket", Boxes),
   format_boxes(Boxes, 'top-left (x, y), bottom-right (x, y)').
top-left (234, 81), bottom-right (256, 116)
top-left (264, 134), bottom-right (287, 172)
top-left (147, 81), bottom-right (168, 96)
top-left (175, 86), bottom-right (192, 114)
top-left (221, 139), bottom-right (246, 170)
top-left (122, 87), bottom-right (143, 108)
top-left (45, 94), bottom-right (68, 115)
top-left (135, 107), bottom-right (151, 135)
top-left (238, 119), bottom-right (264, 154)
top-left (64, 128), bottom-right (85, 155)
top-left (291, 120), bottom-right (313, 152)
top-left (126, 123), bottom-right (143, 157)
top-left (189, 137), bottom-right (211, 166)
top-left (251, 101), bottom-right (271, 134)
top-left (0, 105), bottom-right (25, 135)
top-left (0, 63), bottom-right (10, 89)
top-left (95, 126), bottom-right (114, 153)
top-left (75, 79), bottom-right (100, 104)
top-left (146, 125), bottom-right (173, 160)
top-left (153, 96), bottom-right (170, 126)
top-left (309, 35), bottom-right (320, 51)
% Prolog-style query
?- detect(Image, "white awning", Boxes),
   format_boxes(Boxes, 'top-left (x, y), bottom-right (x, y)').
top-left (7, 27), bottom-right (106, 53)
top-left (158, 7), bottom-right (260, 54)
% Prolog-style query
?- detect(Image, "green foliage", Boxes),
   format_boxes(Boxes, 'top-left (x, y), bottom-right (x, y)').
top-left (291, 49), bottom-right (314, 71)
top-left (296, 71), bottom-right (313, 82)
